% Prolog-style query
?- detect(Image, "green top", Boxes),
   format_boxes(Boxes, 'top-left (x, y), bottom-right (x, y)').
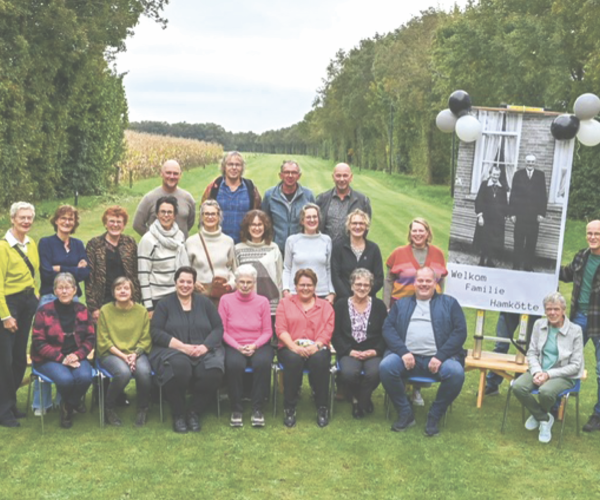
top-left (0, 235), bottom-right (40, 319)
top-left (579, 253), bottom-right (600, 314)
top-left (97, 302), bottom-right (151, 357)
top-left (541, 326), bottom-right (559, 371)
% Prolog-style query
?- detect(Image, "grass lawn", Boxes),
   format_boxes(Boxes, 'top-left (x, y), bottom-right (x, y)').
top-left (1, 154), bottom-right (598, 500)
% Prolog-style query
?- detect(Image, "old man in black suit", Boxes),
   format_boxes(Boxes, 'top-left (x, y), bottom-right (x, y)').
top-left (509, 155), bottom-right (547, 272)
top-left (474, 165), bottom-right (508, 267)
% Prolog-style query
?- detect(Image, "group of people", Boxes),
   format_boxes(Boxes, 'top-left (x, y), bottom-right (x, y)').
top-left (0, 153), bottom-right (597, 444)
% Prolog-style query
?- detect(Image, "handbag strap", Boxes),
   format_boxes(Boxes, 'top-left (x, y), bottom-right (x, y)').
top-left (12, 243), bottom-right (35, 278)
top-left (198, 233), bottom-right (215, 278)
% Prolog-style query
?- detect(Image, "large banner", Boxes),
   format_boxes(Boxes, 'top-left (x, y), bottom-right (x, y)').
top-left (445, 110), bottom-right (574, 314)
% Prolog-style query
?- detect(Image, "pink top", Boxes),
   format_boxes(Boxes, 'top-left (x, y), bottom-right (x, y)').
top-left (218, 290), bottom-right (272, 349)
top-left (275, 295), bottom-right (334, 349)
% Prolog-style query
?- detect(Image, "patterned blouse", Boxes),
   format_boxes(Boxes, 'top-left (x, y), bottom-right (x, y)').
top-left (348, 297), bottom-right (372, 343)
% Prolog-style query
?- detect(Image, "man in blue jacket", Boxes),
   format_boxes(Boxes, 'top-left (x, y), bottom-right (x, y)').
top-left (380, 267), bottom-right (467, 436)
top-left (261, 160), bottom-right (315, 254)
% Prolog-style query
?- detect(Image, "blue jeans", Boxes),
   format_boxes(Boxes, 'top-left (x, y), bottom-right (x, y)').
top-left (99, 354), bottom-right (152, 409)
top-left (32, 294), bottom-right (80, 410)
top-left (380, 352), bottom-right (465, 420)
top-left (572, 312), bottom-right (600, 416)
top-left (34, 360), bottom-right (93, 407)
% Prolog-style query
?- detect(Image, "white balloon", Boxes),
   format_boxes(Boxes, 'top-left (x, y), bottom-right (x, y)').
top-left (436, 109), bottom-right (457, 133)
top-left (577, 119), bottom-right (600, 147)
top-left (455, 115), bottom-right (482, 143)
top-left (574, 93), bottom-right (600, 121)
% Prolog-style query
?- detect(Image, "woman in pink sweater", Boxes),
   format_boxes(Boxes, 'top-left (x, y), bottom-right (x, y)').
top-left (218, 264), bottom-right (273, 428)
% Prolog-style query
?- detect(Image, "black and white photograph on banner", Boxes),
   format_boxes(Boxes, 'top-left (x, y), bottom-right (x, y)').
top-left (445, 108), bottom-right (574, 314)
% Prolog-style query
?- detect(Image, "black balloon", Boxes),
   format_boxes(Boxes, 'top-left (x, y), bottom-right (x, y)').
top-left (448, 90), bottom-right (472, 116)
top-left (551, 114), bottom-right (580, 140)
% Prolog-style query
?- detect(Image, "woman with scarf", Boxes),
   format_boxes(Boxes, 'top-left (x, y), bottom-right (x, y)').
top-left (138, 196), bottom-right (189, 317)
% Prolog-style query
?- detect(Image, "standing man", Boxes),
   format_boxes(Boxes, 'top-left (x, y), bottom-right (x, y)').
top-left (474, 165), bottom-right (508, 267)
top-left (202, 151), bottom-right (261, 244)
top-left (379, 267), bottom-right (467, 436)
top-left (509, 155), bottom-right (547, 271)
top-left (560, 220), bottom-right (600, 432)
top-left (316, 163), bottom-right (372, 244)
top-left (133, 160), bottom-right (196, 239)
top-left (261, 160), bottom-right (315, 254)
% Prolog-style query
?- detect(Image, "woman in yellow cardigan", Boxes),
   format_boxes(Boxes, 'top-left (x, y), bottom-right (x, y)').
top-left (0, 202), bottom-right (40, 427)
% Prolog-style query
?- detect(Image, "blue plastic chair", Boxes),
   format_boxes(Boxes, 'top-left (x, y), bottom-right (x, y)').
top-left (95, 359), bottom-right (163, 426)
top-left (384, 375), bottom-right (450, 425)
top-left (26, 365), bottom-right (98, 433)
top-left (501, 378), bottom-right (581, 449)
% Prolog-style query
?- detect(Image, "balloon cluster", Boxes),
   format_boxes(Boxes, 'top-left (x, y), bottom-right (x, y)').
top-left (436, 90), bottom-right (482, 142)
top-left (551, 93), bottom-right (600, 146)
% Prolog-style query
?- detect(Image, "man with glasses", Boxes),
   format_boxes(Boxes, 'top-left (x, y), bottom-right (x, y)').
top-left (316, 163), bottom-right (372, 244)
top-left (261, 160), bottom-right (315, 254)
top-left (202, 151), bottom-right (261, 244)
top-left (133, 160), bottom-right (196, 239)
top-left (560, 220), bottom-right (600, 432)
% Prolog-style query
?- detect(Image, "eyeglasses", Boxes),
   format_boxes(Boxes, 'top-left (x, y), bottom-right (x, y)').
top-left (56, 286), bottom-right (75, 292)
top-left (297, 284), bottom-right (315, 289)
top-left (158, 210), bottom-right (174, 216)
top-left (204, 212), bottom-right (219, 218)
top-left (353, 283), bottom-right (371, 289)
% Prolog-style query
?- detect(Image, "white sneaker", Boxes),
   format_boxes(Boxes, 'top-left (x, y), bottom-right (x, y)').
top-left (538, 414), bottom-right (554, 443)
top-left (33, 408), bottom-right (47, 417)
top-left (525, 415), bottom-right (539, 431)
top-left (412, 389), bottom-right (425, 407)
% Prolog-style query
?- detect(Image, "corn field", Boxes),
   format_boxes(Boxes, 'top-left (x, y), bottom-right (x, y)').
top-left (116, 130), bottom-right (224, 184)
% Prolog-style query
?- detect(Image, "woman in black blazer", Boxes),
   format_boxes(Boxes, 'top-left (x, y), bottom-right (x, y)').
top-left (332, 268), bottom-right (387, 419)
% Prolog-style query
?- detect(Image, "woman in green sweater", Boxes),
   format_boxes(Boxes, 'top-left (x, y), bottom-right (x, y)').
top-left (97, 277), bottom-right (152, 427)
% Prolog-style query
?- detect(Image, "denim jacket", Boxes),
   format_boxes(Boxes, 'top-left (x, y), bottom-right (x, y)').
top-left (527, 316), bottom-right (584, 379)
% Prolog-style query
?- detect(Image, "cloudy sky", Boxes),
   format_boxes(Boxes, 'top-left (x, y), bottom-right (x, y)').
top-left (116, 0), bottom-right (467, 133)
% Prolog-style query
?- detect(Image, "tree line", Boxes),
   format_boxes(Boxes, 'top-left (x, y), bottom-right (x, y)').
top-left (0, 0), bottom-right (168, 208)
top-left (131, 0), bottom-right (600, 220)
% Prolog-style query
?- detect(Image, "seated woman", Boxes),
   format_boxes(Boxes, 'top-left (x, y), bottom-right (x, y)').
top-left (331, 209), bottom-right (383, 302)
top-left (30, 273), bottom-right (95, 429)
top-left (97, 277), bottom-right (152, 427)
top-left (276, 269), bottom-right (334, 428)
top-left (218, 265), bottom-right (274, 428)
top-left (512, 291), bottom-right (584, 444)
top-left (35, 204), bottom-right (90, 415)
top-left (150, 266), bottom-right (224, 433)
top-left (332, 269), bottom-right (387, 419)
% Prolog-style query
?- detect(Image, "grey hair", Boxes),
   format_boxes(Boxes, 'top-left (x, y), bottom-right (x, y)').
top-left (280, 160), bottom-right (302, 175)
top-left (350, 268), bottom-right (374, 288)
top-left (10, 202), bottom-right (35, 219)
top-left (53, 272), bottom-right (77, 291)
top-left (200, 199), bottom-right (224, 227)
top-left (235, 264), bottom-right (257, 281)
top-left (543, 292), bottom-right (567, 310)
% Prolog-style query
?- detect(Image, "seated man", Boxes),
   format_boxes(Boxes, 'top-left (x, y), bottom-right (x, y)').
top-left (379, 266), bottom-right (467, 436)
top-left (512, 292), bottom-right (584, 444)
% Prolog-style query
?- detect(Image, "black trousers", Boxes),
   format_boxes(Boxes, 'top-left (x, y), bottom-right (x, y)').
top-left (338, 355), bottom-right (381, 409)
top-left (278, 347), bottom-right (331, 409)
top-left (513, 217), bottom-right (539, 270)
top-left (161, 353), bottom-right (223, 417)
top-left (225, 344), bottom-right (274, 412)
top-left (0, 289), bottom-right (38, 420)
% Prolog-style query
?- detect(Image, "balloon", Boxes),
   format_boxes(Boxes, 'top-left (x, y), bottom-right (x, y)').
top-left (574, 93), bottom-right (600, 121)
top-left (448, 90), bottom-right (472, 116)
top-left (436, 109), bottom-right (457, 133)
top-left (551, 114), bottom-right (580, 140)
top-left (455, 115), bottom-right (482, 143)
top-left (577, 119), bottom-right (600, 147)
